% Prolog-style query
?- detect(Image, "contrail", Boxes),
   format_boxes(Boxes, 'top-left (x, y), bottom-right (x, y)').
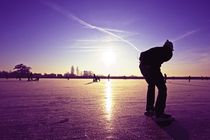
top-left (43, 1), bottom-right (140, 52)
top-left (172, 29), bottom-right (200, 42)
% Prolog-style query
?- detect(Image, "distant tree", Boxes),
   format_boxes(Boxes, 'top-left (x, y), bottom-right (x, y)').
top-left (0, 71), bottom-right (9, 79)
top-left (57, 74), bottom-right (63, 78)
top-left (13, 64), bottom-right (31, 80)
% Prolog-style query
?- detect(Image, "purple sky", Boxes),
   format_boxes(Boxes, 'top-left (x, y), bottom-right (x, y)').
top-left (1, 0), bottom-right (210, 76)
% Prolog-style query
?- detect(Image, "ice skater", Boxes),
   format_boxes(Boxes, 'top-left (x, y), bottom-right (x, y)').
top-left (139, 40), bottom-right (174, 120)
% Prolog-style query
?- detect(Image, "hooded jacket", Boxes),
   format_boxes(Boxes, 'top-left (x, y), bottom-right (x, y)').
top-left (139, 46), bottom-right (173, 67)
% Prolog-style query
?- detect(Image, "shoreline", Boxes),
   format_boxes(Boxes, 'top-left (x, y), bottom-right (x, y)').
top-left (0, 76), bottom-right (209, 80)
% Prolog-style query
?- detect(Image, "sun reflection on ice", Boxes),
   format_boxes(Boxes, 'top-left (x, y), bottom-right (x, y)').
top-left (105, 80), bottom-right (113, 121)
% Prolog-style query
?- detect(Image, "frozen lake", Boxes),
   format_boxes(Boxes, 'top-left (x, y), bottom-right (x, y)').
top-left (0, 79), bottom-right (210, 140)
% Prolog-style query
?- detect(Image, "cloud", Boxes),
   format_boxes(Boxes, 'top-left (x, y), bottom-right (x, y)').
top-left (172, 29), bottom-right (200, 42)
top-left (75, 38), bottom-right (121, 43)
top-left (43, 1), bottom-right (140, 52)
top-left (103, 28), bottom-right (139, 36)
top-left (71, 15), bottom-right (140, 52)
top-left (59, 36), bottom-right (124, 52)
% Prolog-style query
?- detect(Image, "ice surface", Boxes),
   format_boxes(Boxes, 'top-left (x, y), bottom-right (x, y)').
top-left (0, 79), bottom-right (210, 139)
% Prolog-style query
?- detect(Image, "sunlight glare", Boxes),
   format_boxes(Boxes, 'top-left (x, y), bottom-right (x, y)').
top-left (102, 50), bottom-right (116, 66)
top-left (105, 80), bottom-right (112, 121)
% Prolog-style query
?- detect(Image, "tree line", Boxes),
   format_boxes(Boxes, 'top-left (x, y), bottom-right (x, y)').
top-left (0, 64), bottom-right (95, 80)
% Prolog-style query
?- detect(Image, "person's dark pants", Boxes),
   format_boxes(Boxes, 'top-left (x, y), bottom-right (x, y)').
top-left (140, 64), bottom-right (167, 115)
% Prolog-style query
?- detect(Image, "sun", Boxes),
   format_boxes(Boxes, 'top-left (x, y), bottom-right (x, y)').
top-left (102, 51), bottom-right (116, 66)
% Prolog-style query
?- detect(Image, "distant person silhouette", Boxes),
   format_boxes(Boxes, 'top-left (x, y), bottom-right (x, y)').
top-left (108, 74), bottom-right (110, 81)
top-left (93, 74), bottom-right (97, 82)
top-left (139, 40), bottom-right (174, 119)
top-left (93, 74), bottom-right (99, 82)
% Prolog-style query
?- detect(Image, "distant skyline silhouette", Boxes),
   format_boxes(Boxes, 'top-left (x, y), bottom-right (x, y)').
top-left (1, 0), bottom-right (210, 76)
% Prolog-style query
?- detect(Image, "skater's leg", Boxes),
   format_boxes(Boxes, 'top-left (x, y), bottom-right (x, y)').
top-left (154, 71), bottom-right (167, 116)
top-left (140, 65), bottom-right (155, 112)
top-left (146, 84), bottom-right (155, 111)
